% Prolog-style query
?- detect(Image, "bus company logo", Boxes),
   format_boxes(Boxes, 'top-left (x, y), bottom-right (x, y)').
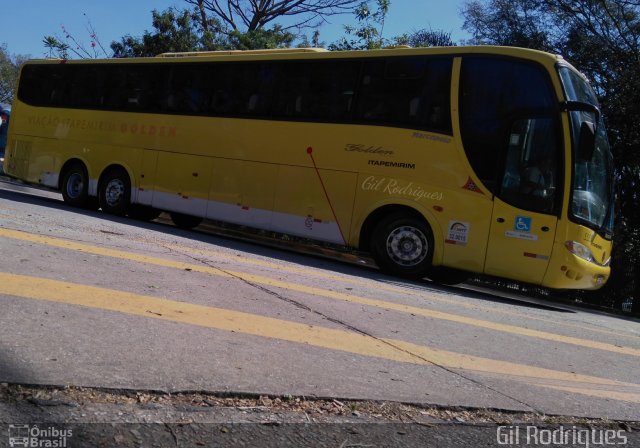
top-left (344, 143), bottom-right (395, 156)
top-left (8, 424), bottom-right (73, 447)
top-left (367, 160), bottom-right (416, 170)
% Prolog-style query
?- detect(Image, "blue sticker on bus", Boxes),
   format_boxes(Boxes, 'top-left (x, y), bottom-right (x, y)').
top-left (515, 216), bottom-right (532, 233)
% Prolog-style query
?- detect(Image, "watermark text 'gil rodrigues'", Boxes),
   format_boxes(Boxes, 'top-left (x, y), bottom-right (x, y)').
top-left (497, 426), bottom-right (627, 447)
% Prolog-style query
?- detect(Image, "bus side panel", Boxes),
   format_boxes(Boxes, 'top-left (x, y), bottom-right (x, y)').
top-left (4, 136), bottom-right (58, 187)
top-left (136, 150), bottom-right (159, 206)
top-left (437, 190), bottom-right (493, 273)
top-left (352, 177), bottom-right (492, 274)
top-left (207, 159), bottom-right (278, 229)
top-left (152, 152), bottom-right (212, 217)
top-left (272, 167), bottom-right (357, 245)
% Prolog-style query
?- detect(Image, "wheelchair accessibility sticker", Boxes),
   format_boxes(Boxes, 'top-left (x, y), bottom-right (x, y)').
top-left (505, 216), bottom-right (538, 241)
top-left (515, 216), bottom-right (532, 232)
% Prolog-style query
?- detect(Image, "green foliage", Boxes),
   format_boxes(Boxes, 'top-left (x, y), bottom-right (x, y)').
top-left (394, 29), bottom-right (456, 48)
top-left (461, 0), bottom-right (552, 50)
top-left (0, 45), bottom-right (26, 104)
top-left (330, 0), bottom-right (390, 50)
top-left (111, 8), bottom-right (294, 57)
top-left (225, 27), bottom-right (295, 50)
top-left (111, 9), bottom-right (216, 57)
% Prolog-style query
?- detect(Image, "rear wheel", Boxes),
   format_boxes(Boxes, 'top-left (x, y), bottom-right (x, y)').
top-left (99, 168), bottom-right (130, 216)
top-left (170, 212), bottom-right (203, 229)
top-left (371, 213), bottom-right (434, 278)
top-left (60, 163), bottom-right (89, 208)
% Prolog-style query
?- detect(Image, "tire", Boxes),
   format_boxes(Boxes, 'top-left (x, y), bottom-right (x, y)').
top-left (128, 205), bottom-right (161, 221)
top-left (371, 213), bottom-right (434, 278)
top-left (170, 212), bottom-right (203, 229)
top-left (99, 168), bottom-right (131, 215)
top-left (60, 163), bottom-right (89, 208)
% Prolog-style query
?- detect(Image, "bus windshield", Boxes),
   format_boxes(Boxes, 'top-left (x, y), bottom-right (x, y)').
top-left (559, 66), bottom-right (614, 238)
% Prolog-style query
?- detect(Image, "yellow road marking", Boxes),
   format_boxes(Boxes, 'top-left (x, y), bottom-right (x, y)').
top-left (542, 385), bottom-right (640, 403)
top-left (163, 242), bottom-right (639, 341)
top-left (1, 272), bottom-right (639, 403)
top-left (0, 227), bottom-right (638, 358)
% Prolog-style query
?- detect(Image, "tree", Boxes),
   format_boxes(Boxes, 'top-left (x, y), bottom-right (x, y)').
top-left (184, 0), bottom-right (364, 34)
top-left (394, 29), bottom-right (456, 47)
top-left (110, 8), bottom-right (294, 57)
top-left (43, 14), bottom-right (111, 59)
top-left (461, 0), bottom-right (553, 50)
top-left (0, 45), bottom-right (27, 104)
top-left (111, 9), bottom-right (216, 57)
top-left (329, 0), bottom-right (390, 50)
top-left (226, 26), bottom-right (295, 50)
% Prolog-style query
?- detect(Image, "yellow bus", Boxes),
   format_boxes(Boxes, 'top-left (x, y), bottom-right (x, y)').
top-left (4, 46), bottom-right (614, 289)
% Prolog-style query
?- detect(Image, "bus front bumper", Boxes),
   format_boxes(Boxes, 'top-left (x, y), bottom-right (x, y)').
top-left (542, 241), bottom-right (610, 290)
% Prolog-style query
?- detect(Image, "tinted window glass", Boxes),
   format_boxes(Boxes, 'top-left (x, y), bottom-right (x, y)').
top-left (460, 57), bottom-right (556, 195)
top-left (273, 60), bottom-right (359, 120)
top-left (356, 56), bottom-right (452, 133)
top-left (19, 57), bottom-right (451, 133)
top-left (500, 117), bottom-right (559, 214)
top-left (208, 63), bottom-right (276, 116)
top-left (19, 65), bottom-right (69, 107)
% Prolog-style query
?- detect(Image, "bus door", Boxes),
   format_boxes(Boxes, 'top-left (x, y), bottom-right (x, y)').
top-left (483, 117), bottom-right (560, 284)
top-left (485, 199), bottom-right (557, 284)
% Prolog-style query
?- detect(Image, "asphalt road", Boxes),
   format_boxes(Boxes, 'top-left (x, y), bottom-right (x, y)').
top-left (0, 177), bottom-right (639, 445)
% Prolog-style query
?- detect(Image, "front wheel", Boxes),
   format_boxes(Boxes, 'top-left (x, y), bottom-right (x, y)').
top-left (371, 213), bottom-right (434, 279)
top-left (99, 168), bottom-right (131, 216)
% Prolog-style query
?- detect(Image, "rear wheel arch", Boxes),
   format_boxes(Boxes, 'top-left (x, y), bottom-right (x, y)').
top-left (359, 204), bottom-right (445, 277)
top-left (359, 205), bottom-right (443, 254)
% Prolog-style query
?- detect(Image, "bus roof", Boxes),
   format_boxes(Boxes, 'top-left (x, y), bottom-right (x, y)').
top-left (23, 46), bottom-right (565, 67)
top-left (156, 48), bottom-right (329, 58)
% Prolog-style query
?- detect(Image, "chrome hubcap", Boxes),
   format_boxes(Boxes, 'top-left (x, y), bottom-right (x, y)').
top-left (386, 226), bottom-right (428, 267)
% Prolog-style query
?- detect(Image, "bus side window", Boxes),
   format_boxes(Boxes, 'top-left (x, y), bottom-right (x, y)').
top-left (273, 60), bottom-right (359, 121)
top-left (356, 57), bottom-right (452, 133)
top-left (69, 66), bottom-right (106, 108)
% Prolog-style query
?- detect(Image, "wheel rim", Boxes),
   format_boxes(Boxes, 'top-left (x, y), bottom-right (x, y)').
top-left (65, 172), bottom-right (84, 199)
top-left (385, 225), bottom-right (429, 267)
top-left (104, 178), bottom-right (125, 208)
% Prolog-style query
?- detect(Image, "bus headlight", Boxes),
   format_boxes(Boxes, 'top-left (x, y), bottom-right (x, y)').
top-left (565, 241), bottom-right (595, 263)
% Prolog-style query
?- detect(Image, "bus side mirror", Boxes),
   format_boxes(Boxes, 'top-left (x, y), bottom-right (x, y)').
top-left (578, 121), bottom-right (596, 162)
